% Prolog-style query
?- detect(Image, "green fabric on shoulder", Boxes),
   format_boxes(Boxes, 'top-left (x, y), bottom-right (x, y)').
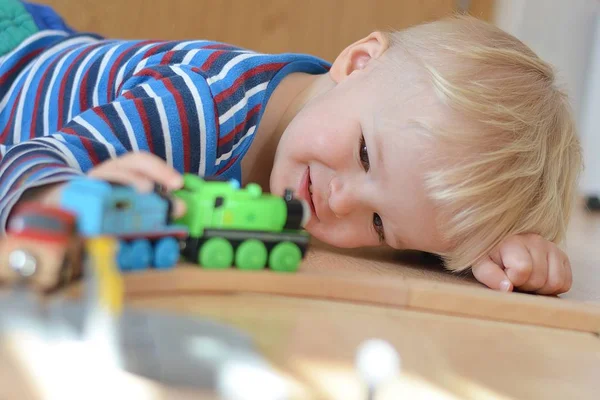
top-left (0, 0), bottom-right (38, 56)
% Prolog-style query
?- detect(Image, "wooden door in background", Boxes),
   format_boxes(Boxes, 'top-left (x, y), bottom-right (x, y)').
top-left (35, 0), bottom-right (493, 61)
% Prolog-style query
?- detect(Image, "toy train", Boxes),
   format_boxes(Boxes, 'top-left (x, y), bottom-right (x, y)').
top-left (0, 174), bottom-right (311, 293)
top-left (0, 203), bottom-right (84, 293)
top-left (60, 178), bottom-right (189, 272)
top-left (174, 174), bottom-right (310, 272)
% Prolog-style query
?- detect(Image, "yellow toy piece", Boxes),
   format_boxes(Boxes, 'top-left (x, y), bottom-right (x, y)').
top-left (84, 237), bottom-right (124, 315)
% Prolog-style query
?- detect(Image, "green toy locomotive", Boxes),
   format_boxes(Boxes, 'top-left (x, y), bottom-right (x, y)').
top-left (173, 174), bottom-right (311, 272)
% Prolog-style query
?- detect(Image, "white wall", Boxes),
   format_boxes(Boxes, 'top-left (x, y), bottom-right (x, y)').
top-left (492, 0), bottom-right (600, 195)
top-left (579, 12), bottom-right (600, 194)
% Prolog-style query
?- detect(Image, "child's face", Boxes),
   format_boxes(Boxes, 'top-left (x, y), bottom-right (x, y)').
top-left (270, 53), bottom-right (454, 255)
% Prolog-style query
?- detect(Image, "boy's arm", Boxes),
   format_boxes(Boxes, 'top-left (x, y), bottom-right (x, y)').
top-left (0, 66), bottom-right (216, 232)
top-left (0, 136), bottom-right (88, 227)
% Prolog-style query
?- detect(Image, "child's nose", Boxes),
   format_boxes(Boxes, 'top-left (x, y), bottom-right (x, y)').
top-left (328, 176), bottom-right (359, 218)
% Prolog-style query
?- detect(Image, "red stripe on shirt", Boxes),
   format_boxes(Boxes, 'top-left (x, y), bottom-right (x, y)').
top-left (127, 95), bottom-right (154, 154)
top-left (160, 50), bottom-right (176, 65)
top-left (200, 50), bottom-right (224, 72)
top-left (61, 127), bottom-right (100, 165)
top-left (9, 162), bottom-right (66, 194)
top-left (107, 40), bottom-right (157, 100)
top-left (78, 68), bottom-right (91, 112)
top-left (141, 42), bottom-right (171, 59)
top-left (30, 45), bottom-right (79, 137)
top-left (162, 78), bottom-right (191, 172)
top-left (0, 92), bottom-right (22, 143)
top-left (0, 48), bottom-right (43, 86)
top-left (214, 63), bottom-right (286, 104)
top-left (216, 154), bottom-right (239, 175)
top-left (56, 43), bottom-right (104, 130)
top-left (218, 104), bottom-right (261, 146)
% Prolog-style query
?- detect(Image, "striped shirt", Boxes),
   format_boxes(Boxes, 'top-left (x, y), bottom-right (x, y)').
top-left (0, 30), bottom-right (330, 231)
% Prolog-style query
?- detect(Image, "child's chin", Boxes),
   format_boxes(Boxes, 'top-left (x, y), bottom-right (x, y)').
top-left (306, 227), bottom-right (340, 248)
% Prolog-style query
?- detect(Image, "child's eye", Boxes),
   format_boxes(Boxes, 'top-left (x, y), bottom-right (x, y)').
top-left (373, 213), bottom-right (385, 243)
top-left (359, 135), bottom-right (370, 171)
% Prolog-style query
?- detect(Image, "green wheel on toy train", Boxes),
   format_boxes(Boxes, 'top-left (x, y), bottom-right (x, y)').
top-left (199, 237), bottom-right (234, 269)
top-left (268, 241), bottom-right (302, 272)
top-left (235, 239), bottom-right (268, 270)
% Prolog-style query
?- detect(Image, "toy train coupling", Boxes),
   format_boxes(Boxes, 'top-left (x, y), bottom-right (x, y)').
top-left (153, 183), bottom-right (175, 224)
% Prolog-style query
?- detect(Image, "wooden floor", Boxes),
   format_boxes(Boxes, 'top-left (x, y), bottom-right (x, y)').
top-left (298, 199), bottom-right (600, 304)
top-left (294, 199), bottom-right (600, 304)
top-left (2, 201), bottom-right (599, 400)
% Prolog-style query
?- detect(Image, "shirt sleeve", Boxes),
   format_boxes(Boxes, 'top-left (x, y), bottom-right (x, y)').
top-left (0, 65), bottom-right (217, 232)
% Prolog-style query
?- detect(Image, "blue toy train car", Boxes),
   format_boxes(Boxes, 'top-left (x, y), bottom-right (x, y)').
top-left (59, 178), bottom-right (188, 272)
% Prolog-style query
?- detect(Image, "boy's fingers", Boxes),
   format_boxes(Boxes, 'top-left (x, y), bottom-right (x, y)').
top-left (88, 168), bottom-right (187, 217)
top-left (88, 168), bottom-right (155, 192)
top-left (561, 258), bottom-right (573, 293)
top-left (537, 251), bottom-right (567, 295)
top-left (515, 245), bottom-right (548, 292)
top-left (472, 256), bottom-right (513, 292)
top-left (120, 153), bottom-right (183, 190)
top-left (495, 240), bottom-right (533, 287)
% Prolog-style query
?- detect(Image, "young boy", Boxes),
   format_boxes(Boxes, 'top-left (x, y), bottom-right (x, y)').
top-left (0, 1), bottom-right (581, 295)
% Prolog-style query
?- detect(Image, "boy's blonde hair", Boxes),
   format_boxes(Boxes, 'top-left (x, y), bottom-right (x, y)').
top-left (385, 15), bottom-right (583, 272)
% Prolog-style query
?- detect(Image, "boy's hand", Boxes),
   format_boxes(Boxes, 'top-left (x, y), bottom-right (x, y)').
top-left (88, 152), bottom-right (186, 217)
top-left (471, 233), bottom-right (572, 295)
top-left (88, 152), bottom-right (182, 191)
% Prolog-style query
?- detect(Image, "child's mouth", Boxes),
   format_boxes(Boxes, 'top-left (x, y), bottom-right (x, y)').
top-left (300, 167), bottom-right (317, 220)
top-left (307, 171), bottom-right (316, 216)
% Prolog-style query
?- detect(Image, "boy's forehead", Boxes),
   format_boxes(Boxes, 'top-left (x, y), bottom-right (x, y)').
top-left (371, 80), bottom-right (450, 139)
top-left (369, 62), bottom-right (479, 146)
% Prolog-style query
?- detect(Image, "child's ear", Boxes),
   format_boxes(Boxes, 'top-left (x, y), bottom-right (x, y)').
top-left (329, 31), bottom-right (389, 83)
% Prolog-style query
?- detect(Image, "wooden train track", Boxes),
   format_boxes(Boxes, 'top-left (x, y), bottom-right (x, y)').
top-left (65, 264), bottom-right (600, 335)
